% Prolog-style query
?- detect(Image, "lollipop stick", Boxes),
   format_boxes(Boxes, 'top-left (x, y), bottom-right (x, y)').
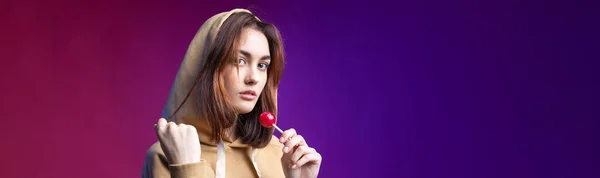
top-left (273, 124), bottom-right (284, 133)
top-left (273, 124), bottom-right (292, 141)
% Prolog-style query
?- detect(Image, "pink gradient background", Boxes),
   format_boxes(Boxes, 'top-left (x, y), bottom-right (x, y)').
top-left (1, 1), bottom-right (271, 177)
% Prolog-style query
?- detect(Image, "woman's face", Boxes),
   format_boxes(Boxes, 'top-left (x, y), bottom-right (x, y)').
top-left (223, 28), bottom-right (271, 114)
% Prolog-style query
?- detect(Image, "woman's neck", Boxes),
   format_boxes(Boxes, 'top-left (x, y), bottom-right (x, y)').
top-left (224, 122), bottom-right (238, 141)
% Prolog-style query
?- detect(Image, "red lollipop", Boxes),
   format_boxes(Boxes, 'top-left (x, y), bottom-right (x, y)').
top-left (259, 112), bottom-right (284, 133)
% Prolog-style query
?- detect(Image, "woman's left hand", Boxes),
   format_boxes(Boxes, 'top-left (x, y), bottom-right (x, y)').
top-left (279, 128), bottom-right (322, 178)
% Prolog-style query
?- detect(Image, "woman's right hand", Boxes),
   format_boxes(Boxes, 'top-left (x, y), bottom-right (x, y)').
top-left (154, 118), bottom-right (201, 165)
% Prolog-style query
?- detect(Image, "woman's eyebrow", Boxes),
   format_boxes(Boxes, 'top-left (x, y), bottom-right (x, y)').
top-left (240, 50), bottom-right (271, 60)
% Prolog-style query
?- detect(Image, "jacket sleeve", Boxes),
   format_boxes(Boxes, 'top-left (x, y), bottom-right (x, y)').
top-left (142, 142), bottom-right (213, 178)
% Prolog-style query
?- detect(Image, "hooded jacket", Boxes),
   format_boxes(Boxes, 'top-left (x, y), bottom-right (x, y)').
top-left (141, 8), bottom-right (286, 178)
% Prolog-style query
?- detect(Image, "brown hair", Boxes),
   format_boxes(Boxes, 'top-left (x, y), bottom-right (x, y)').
top-left (169, 11), bottom-right (285, 148)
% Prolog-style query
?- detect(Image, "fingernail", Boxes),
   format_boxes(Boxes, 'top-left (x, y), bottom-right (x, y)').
top-left (280, 137), bottom-right (285, 143)
top-left (283, 147), bottom-right (289, 153)
top-left (291, 164), bottom-right (297, 169)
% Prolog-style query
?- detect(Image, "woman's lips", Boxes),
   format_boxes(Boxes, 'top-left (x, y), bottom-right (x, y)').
top-left (240, 90), bottom-right (256, 100)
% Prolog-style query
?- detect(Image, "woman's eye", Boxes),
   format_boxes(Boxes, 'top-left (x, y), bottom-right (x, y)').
top-left (258, 63), bottom-right (269, 70)
top-left (238, 58), bottom-right (246, 65)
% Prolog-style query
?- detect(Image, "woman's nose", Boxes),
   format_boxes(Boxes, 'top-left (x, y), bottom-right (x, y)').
top-left (244, 68), bottom-right (258, 85)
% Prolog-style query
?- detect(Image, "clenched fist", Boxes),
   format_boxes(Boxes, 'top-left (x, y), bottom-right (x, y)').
top-left (154, 118), bottom-right (201, 165)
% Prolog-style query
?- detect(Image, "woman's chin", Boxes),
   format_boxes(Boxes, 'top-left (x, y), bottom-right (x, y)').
top-left (234, 104), bottom-right (255, 114)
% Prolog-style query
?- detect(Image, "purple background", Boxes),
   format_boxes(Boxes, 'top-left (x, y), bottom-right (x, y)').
top-left (1, 0), bottom-right (598, 177)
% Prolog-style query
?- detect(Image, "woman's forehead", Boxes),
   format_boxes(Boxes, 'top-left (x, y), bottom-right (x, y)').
top-left (238, 29), bottom-right (270, 58)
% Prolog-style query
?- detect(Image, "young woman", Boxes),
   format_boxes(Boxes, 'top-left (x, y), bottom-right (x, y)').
top-left (142, 8), bottom-right (322, 178)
